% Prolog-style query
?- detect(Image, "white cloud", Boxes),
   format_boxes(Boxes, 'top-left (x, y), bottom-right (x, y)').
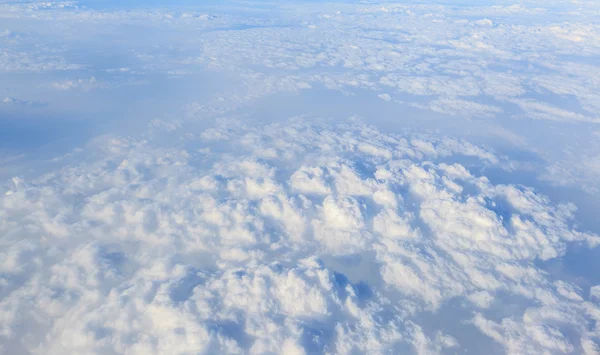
top-left (1, 96), bottom-right (46, 107)
top-left (50, 77), bottom-right (98, 91)
top-left (1, 116), bottom-right (599, 354)
top-left (427, 97), bottom-right (502, 118)
top-left (0, 49), bottom-right (82, 73)
top-left (512, 99), bottom-right (600, 124)
top-left (1, 0), bottom-right (600, 354)
top-left (378, 93), bottom-right (391, 101)
top-left (475, 19), bottom-right (494, 27)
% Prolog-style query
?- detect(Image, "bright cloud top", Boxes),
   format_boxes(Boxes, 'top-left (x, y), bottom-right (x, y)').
top-left (1, 0), bottom-right (600, 354)
top-left (1, 116), bottom-right (600, 354)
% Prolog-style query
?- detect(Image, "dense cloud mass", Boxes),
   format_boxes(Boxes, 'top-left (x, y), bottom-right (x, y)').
top-left (1, 0), bottom-right (600, 354)
top-left (1, 117), bottom-right (600, 354)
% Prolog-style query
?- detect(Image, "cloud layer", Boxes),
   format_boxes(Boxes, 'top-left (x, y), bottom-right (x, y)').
top-left (1, 1), bottom-right (600, 354)
top-left (1, 116), bottom-right (599, 354)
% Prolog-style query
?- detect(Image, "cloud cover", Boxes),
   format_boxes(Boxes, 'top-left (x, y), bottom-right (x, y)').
top-left (1, 0), bottom-right (600, 354)
top-left (1, 116), bottom-right (600, 354)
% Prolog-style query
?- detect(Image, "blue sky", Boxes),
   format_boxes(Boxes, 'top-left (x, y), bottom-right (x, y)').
top-left (1, 1), bottom-right (600, 354)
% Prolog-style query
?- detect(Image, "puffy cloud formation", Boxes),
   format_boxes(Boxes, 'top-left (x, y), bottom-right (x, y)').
top-left (2, 0), bottom-right (600, 354)
top-left (2, 0), bottom-right (600, 192)
top-left (1, 116), bottom-right (599, 354)
top-left (50, 77), bottom-right (98, 91)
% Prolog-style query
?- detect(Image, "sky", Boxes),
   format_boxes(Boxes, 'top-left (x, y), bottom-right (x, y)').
top-left (1, 0), bottom-right (600, 354)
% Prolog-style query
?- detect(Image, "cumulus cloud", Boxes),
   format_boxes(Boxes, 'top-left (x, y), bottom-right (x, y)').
top-left (1, 0), bottom-right (600, 354)
top-left (49, 77), bottom-right (99, 91)
top-left (1, 115), bottom-right (599, 354)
